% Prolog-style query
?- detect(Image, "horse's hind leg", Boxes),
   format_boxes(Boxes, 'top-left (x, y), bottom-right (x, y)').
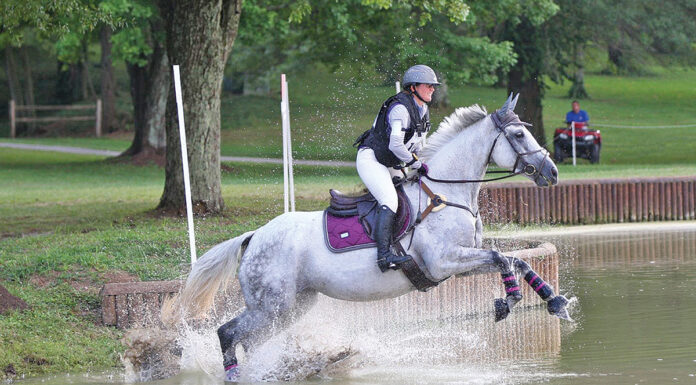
top-left (510, 257), bottom-right (571, 321)
top-left (216, 289), bottom-right (319, 381)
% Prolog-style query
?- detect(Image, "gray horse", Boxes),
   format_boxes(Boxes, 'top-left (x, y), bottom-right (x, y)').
top-left (166, 95), bottom-right (566, 381)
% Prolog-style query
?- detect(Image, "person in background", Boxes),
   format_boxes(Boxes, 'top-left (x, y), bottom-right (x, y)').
top-left (566, 100), bottom-right (590, 128)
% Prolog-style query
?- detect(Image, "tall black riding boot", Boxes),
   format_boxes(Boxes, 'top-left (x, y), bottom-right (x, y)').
top-left (375, 205), bottom-right (411, 272)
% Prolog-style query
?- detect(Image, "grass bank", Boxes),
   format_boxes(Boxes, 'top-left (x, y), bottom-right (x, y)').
top-left (2, 68), bottom-right (695, 171)
top-left (2, 68), bottom-right (695, 379)
top-left (0, 149), bottom-right (361, 380)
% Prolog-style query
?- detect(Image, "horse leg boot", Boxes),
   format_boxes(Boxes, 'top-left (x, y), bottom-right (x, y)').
top-left (513, 258), bottom-right (572, 321)
top-left (375, 205), bottom-right (410, 272)
top-left (217, 314), bottom-right (249, 382)
top-left (216, 309), bottom-right (274, 382)
top-left (491, 251), bottom-right (523, 322)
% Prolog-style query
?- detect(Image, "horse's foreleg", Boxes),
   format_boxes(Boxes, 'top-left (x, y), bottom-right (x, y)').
top-left (488, 251), bottom-right (524, 322)
top-left (510, 258), bottom-right (571, 321)
top-left (439, 249), bottom-right (522, 322)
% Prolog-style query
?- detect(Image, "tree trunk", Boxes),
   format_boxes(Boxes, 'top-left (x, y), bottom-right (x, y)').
top-left (5, 48), bottom-right (25, 135)
top-left (508, 67), bottom-right (546, 147)
top-left (82, 41), bottom-right (96, 100)
top-left (20, 47), bottom-right (35, 127)
top-left (121, 40), bottom-right (169, 157)
top-left (608, 44), bottom-right (625, 73)
top-left (568, 43), bottom-right (589, 99)
top-left (126, 63), bottom-right (147, 154)
top-left (143, 41), bottom-right (169, 150)
top-left (5, 48), bottom-right (23, 108)
top-left (56, 62), bottom-right (82, 104)
top-left (504, 19), bottom-right (547, 147)
top-left (158, 0), bottom-right (242, 215)
top-left (100, 26), bottom-right (118, 133)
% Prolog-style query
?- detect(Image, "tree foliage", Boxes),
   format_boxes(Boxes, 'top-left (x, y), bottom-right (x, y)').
top-left (227, 0), bottom-right (519, 92)
top-left (0, 0), bottom-right (107, 45)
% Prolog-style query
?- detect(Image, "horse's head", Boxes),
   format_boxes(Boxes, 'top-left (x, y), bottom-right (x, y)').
top-left (488, 94), bottom-right (558, 187)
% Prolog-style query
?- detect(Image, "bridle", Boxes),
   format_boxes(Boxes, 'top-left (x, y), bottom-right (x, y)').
top-left (423, 110), bottom-right (551, 184)
top-left (405, 110), bottom-right (553, 233)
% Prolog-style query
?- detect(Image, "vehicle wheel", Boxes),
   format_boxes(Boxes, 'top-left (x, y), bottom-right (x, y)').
top-left (554, 143), bottom-right (565, 163)
top-left (590, 144), bottom-right (600, 164)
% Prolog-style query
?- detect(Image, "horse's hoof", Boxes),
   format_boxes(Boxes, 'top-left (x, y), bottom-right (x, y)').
top-left (506, 293), bottom-right (523, 309)
top-left (547, 295), bottom-right (572, 321)
top-left (224, 365), bottom-right (240, 382)
top-left (494, 298), bottom-right (510, 322)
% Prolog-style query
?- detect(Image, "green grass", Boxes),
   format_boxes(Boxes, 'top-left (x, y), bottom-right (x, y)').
top-left (1, 67), bottom-right (695, 379)
top-left (0, 148), bottom-right (366, 379)
top-left (3, 67), bottom-right (696, 169)
top-left (542, 68), bottom-right (696, 164)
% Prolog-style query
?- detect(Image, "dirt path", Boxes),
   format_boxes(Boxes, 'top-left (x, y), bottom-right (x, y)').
top-left (0, 142), bottom-right (353, 167)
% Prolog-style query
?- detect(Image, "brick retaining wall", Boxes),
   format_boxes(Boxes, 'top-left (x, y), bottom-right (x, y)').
top-left (480, 176), bottom-right (696, 225)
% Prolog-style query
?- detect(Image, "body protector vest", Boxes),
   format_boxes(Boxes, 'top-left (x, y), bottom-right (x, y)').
top-left (354, 92), bottom-right (431, 168)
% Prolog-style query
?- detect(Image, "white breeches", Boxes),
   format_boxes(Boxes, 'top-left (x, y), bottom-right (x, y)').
top-left (356, 148), bottom-right (402, 212)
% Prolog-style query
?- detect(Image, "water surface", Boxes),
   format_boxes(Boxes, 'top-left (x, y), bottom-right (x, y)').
top-left (16, 226), bottom-right (696, 385)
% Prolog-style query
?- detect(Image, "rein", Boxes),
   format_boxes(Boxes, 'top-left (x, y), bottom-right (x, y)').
top-left (403, 111), bottom-right (552, 245)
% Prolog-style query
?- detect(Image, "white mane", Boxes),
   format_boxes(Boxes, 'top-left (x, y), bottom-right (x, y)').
top-left (420, 104), bottom-right (488, 161)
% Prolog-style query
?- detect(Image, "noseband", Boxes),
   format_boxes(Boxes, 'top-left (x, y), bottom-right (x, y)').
top-left (487, 111), bottom-right (550, 180)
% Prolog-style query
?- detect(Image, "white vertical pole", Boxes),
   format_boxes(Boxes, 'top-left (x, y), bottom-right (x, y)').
top-left (285, 78), bottom-right (295, 212)
top-left (280, 74), bottom-right (295, 212)
top-left (172, 65), bottom-right (197, 264)
top-left (95, 99), bottom-right (102, 137)
top-left (395, 81), bottom-right (400, 94)
top-left (9, 100), bottom-right (16, 139)
top-left (571, 121), bottom-right (577, 166)
top-left (281, 74), bottom-right (290, 213)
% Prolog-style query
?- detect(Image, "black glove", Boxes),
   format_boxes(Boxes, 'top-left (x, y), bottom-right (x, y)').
top-left (417, 163), bottom-right (429, 176)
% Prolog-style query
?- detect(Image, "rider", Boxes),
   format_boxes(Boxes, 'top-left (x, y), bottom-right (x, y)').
top-left (353, 64), bottom-right (439, 272)
top-left (565, 100), bottom-right (590, 128)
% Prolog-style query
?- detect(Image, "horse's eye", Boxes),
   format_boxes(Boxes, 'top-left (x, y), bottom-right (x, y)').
top-left (515, 131), bottom-right (524, 138)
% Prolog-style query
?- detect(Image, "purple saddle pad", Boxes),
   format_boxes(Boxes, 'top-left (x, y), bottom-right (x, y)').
top-left (323, 206), bottom-right (411, 253)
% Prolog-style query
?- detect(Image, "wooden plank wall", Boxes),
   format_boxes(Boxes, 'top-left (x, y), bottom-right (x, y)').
top-left (480, 176), bottom-right (696, 225)
top-left (101, 242), bottom-right (558, 329)
top-left (319, 242), bottom-right (559, 325)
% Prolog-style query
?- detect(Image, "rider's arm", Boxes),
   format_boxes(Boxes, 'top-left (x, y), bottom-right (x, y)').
top-left (388, 105), bottom-right (420, 166)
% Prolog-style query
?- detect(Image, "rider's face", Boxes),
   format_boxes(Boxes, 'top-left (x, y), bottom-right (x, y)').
top-left (413, 83), bottom-right (435, 104)
top-left (572, 102), bottom-right (580, 113)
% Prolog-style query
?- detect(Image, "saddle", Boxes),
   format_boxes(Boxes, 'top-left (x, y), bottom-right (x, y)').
top-left (323, 186), bottom-right (412, 253)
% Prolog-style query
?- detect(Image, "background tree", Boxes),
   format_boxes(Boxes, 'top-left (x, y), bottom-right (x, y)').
top-left (157, 0), bottom-right (475, 214)
top-left (103, 0), bottom-right (169, 157)
top-left (1, 0), bottom-right (107, 135)
top-left (157, 0), bottom-right (242, 214)
top-left (100, 24), bottom-right (117, 133)
top-left (226, 0), bottom-right (514, 102)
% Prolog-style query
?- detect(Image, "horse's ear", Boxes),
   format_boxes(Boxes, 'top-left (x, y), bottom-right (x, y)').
top-left (511, 93), bottom-right (520, 112)
top-left (499, 93), bottom-right (514, 117)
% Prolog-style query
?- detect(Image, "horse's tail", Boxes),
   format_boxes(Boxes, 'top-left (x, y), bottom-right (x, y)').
top-left (161, 231), bottom-right (255, 324)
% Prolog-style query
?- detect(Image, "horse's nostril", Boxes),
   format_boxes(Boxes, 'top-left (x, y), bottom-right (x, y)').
top-left (552, 168), bottom-right (558, 177)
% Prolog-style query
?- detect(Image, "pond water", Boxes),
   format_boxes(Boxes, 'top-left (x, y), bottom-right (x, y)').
top-left (16, 226), bottom-right (696, 385)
